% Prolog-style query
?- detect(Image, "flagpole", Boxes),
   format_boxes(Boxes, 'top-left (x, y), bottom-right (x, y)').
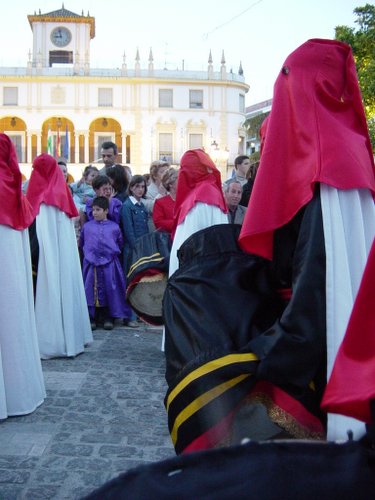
top-left (47, 125), bottom-right (53, 155)
top-left (56, 122), bottom-right (61, 158)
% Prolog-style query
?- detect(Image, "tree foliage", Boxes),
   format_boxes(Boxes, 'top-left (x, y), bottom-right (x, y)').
top-left (243, 112), bottom-right (270, 144)
top-left (335, 3), bottom-right (375, 148)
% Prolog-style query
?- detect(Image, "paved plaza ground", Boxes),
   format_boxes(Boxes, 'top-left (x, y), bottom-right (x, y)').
top-left (0, 324), bottom-right (175, 499)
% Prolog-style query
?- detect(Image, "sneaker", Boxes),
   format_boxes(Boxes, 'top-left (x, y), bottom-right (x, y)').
top-left (126, 320), bottom-right (139, 328)
top-left (103, 320), bottom-right (114, 330)
top-left (90, 320), bottom-right (96, 331)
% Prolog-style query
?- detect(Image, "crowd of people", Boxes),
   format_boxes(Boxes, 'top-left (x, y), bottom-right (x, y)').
top-left (0, 123), bottom-right (255, 421)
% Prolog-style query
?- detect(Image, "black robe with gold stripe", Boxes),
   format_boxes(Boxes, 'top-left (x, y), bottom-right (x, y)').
top-left (163, 190), bottom-right (327, 454)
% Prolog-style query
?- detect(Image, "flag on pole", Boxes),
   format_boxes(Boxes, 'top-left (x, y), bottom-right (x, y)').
top-left (47, 125), bottom-right (53, 155)
top-left (56, 124), bottom-right (61, 157)
top-left (63, 124), bottom-right (69, 159)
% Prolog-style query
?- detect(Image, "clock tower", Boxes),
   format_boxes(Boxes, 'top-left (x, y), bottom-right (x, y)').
top-left (27, 5), bottom-right (95, 72)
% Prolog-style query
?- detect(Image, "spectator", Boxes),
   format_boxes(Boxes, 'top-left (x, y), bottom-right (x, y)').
top-left (80, 196), bottom-right (132, 331)
top-left (240, 161), bottom-right (259, 207)
top-left (152, 167), bottom-right (178, 234)
top-left (223, 179), bottom-right (247, 224)
top-left (70, 165), bottom-right (99, 211)
top-left (57, 157), bottom-right (74, 184)
top-left (224, 155), bottom-right (251, 188)
top-left (120, 175), bottom-right (149, 275)
top-left (82, 175), bottom-right (122, 226)
top-left (147, 160), bottom-right (169, 200)
top-left (99, 141), bottom-right (118, 174)
top-left (107, 164), bottom-right (130, 202)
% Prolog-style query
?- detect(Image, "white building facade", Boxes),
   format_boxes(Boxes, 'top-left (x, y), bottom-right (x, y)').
top-left (0, 7), bottom-right (249, 179)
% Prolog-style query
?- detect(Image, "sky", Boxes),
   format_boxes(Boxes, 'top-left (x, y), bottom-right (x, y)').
top-left (0, 0), bottom-right (363, 105)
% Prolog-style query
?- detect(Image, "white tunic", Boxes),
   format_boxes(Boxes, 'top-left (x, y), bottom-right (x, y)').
top-left (321, 186), bottom-right (375, 440)
top-left (35, 204), bottom-right (93, 359)
top-left (0, 225), bottom-right (45, 419)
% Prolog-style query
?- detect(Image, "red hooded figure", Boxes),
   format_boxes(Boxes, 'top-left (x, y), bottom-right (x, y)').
top-left (0, 133), bottom-right (46, 419)
top-left (239, 39), bottom-right (375, 260)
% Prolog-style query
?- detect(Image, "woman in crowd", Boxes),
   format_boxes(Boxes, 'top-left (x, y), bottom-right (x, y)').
top-left (152, 167), bottom-right (178, 234)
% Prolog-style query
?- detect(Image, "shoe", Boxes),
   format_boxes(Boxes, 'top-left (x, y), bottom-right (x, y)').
top-left (103, 320), bottom-right (114, 330)
top-left (126, 320), bottom-right (139, 328)
top-left (90, 320), bottom-right (96, 330)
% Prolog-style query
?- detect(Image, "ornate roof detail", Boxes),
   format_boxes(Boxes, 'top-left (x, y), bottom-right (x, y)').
top-left (28, 6), bottom-right (95, 38)
top-left (238, 61), bottom-right (243, 76)
top-left (208, 50), bottom-right (213, 64)
top-left (43, 6), bottom-right (83, 18)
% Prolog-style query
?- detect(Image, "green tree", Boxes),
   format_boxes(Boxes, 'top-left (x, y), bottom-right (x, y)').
top-left (243, 111), bottom-right (270, 151)
top-left (335, 4), bottom-right (375, 148)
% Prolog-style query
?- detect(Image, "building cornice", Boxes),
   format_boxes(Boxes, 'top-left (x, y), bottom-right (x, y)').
top-left (27, 15), bottom-right (95, 38)
top-left (0, 74), bottom-right (249, 92)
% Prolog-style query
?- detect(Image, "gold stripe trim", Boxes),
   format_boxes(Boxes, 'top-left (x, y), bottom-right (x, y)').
top-left (127, 252), bottom-right (163, 276)
top-left (166, 352), bottom-right (258, 410)
top-left (171, 373), bottom-right (251, 445)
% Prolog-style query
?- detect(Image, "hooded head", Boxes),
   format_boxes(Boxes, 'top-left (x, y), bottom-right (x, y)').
top-left (0, 133), bottom-right (34, 229)
top-left (239, 38), bottom-right (375, 260)
top-left (26, 153), bottom-right (78, 218)
top-left (173, 149), bottom-right (227, 230)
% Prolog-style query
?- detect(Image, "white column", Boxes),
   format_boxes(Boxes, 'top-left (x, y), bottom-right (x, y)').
top-left (121, 131), bottom-right (127, 164)
top-left (75, 131), bottom-right (80, 164)
top-left (27, 131), bottom-right (32, 163)
top-left (36, 132), bottom-right (42, 156)
top-left (84, 132), bottom-right (89, 164)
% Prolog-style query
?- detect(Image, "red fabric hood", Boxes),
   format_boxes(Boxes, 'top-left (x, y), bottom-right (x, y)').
top-left (173, 149), bottom-right (227, 232)
top-left (26, 153), bottom-right (78, 218)
top-left (239, 38), bottom-right (375, 260)
top-left (0, 133), bottom-right (34, 230)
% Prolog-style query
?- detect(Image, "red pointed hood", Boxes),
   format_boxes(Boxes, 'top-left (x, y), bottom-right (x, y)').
top-left (173, 149), bottom-right (227, 232)
top-left (26, 153), bottom-right (78, 218)
top-left (0, 133), bottom-right (34, 230)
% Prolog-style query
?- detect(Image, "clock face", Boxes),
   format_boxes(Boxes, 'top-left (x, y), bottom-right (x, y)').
top-left (50, 27), bottom-right (72, 47)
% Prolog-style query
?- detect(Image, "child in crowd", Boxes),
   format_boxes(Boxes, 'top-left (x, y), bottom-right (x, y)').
top-left (107, 164), bottom-right (129, 202)
top-left (70, 165), bottom-right (99, 211)
top-left (120, 175), bottom-right (149, 275)
top-left (81, 174), bottom-right (122, 227)
top-left (80, 196), bottom-right (132, 330)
